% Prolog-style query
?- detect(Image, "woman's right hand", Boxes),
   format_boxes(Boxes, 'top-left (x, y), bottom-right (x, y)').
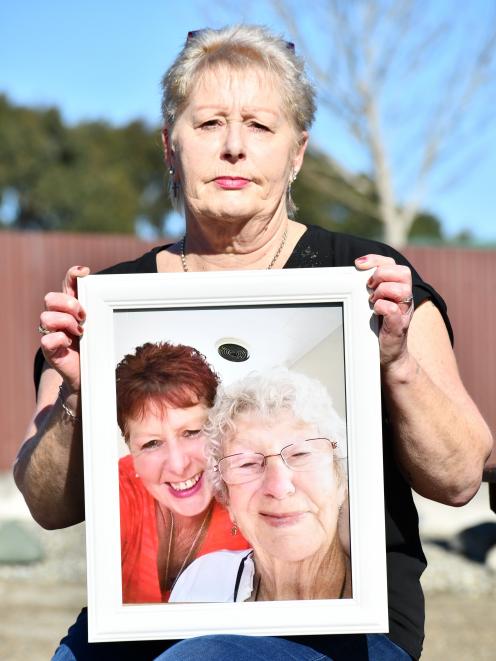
top-left (39, 265), bottom-right (90, 393)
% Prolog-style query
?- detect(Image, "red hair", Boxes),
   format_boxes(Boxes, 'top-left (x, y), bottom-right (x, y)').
top-left (116, 342), bottom-right (219, 440)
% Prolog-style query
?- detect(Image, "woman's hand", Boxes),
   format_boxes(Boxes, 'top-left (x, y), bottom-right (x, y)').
top-left (14, 265), bottom-right (90, 528)
top-left (355, 253), bottom-right (492, 504)
top-left (39, 265), bottom-right (90, 393)
top-left (355, 254), bottom-right (414, 371)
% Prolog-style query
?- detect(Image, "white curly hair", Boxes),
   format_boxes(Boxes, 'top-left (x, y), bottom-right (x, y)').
top-left (205, 368), bottom-right (347, 504)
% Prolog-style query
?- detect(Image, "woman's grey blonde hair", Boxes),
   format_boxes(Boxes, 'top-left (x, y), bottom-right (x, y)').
top-left (161, 24), bottom-right (316, 215)
top-left (205, 368), bottom-right (347, 504)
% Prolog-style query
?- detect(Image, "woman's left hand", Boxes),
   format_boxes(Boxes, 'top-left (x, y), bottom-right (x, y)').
top-left (355, 254), bottom-right (414, 369)
top-left (356, 253), bottom-right (492, 505)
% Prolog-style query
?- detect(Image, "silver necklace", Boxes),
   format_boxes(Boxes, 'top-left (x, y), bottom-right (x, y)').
top-left (159, 503), bottom-right (212, 594)
top-left (180, 227), bottom-right (288, 272)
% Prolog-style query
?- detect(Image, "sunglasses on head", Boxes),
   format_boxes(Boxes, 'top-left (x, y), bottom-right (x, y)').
top-left (187, 30), bottom-right (295, 52)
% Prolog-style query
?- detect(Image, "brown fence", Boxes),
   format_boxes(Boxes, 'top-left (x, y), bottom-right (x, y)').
top-left (404, 244), bottom-right (496, 457)
top-left (1, 230), bottom-right (495, 470)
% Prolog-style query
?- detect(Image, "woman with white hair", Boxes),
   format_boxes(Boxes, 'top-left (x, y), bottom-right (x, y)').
top-left (18, 23), bottom-right (492, 661)
top-left (169, 369), bottom-right (351, 603)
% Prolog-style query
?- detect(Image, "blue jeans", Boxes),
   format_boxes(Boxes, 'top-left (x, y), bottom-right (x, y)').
top-left (52, 609), bottom-right (413, 660)
top-left (152, 634), bottom-right (413, 660)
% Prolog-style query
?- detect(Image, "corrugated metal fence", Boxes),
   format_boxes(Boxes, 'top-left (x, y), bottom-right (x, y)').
top-left (1, 230), bottom-right (494, 470)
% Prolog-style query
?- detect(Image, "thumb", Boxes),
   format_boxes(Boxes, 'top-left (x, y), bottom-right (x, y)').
top-left (62, 265), bottom-right (91, 298)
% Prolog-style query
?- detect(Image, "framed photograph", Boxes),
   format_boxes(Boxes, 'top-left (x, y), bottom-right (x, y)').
top-left (78, 267), bottom-right (387, 642)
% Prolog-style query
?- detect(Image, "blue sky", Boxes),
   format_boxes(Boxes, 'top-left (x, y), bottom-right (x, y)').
top-left (1, 1), bottom-right (495, 241)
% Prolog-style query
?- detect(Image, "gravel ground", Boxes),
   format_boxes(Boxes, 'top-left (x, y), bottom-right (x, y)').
top-left (420, 543), bottom-right (496, 661)
top-left (1, 479), bottom-right (495, 661)
top-left (0, 523), bottom-right (86, 661)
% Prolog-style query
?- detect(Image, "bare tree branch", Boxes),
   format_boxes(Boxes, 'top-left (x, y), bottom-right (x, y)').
top-left (272, 0), bottom-right (496, 246)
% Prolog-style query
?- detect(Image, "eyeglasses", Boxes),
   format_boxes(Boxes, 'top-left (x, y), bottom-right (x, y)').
top-left (187, 30), bottom-right (295, 52)
top-left (215, 438), bottom-right (337, 485)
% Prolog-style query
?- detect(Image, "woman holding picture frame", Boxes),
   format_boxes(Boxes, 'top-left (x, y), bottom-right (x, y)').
top-left (16, 24), bottom-right (492, 661)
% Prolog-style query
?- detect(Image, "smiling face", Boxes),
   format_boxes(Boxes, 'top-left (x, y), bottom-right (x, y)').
top-left (128, 401), bottom-right (213, 517)
top-left (224, 411), bottom-right (346, 563)
top-left (165, 66), bottom-right (307, 225)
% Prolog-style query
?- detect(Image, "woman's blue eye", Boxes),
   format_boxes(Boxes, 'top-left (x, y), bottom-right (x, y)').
top-left (239, 461), bottom-right (259, 469)
top-left (142, 439), bottom-right (161, 451)
top-left (250, 122), bottom-right (269, 132)
top-left (183, 429), bottom-right (202, 438)
top-left (201, 119), bottom-right (221, 129)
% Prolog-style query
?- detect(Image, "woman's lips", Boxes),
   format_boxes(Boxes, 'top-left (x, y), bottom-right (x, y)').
top-left (260, 512), bottom-right (306, 527)
top-left (214, 177), bottom-right (251, 190)
top-left (166, 471), bottom-right (204, 499)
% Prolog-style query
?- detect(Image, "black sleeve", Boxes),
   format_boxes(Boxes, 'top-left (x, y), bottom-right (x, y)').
top-left (378, 243), bottom-right (453, 346)
top-left (34, 348), bottom-right (46, 397)
top-left (330, 230), bottom-right (454, 345)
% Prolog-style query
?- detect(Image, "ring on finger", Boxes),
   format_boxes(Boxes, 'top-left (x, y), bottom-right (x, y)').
top-left (37, 324), bottom-right (53, 336)
top-left (400, 296), bottom-right (413, 305)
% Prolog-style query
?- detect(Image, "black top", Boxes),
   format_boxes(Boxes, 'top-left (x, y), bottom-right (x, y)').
top-left (34, 225), bottom-right (451, 660)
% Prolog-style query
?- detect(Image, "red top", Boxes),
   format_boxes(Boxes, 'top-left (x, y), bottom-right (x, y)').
top-left (119, 454), bottom-right (250, 603)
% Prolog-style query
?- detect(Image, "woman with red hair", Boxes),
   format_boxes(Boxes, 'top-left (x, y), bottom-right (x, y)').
top-left (115, 341), bottom-right (248, 603)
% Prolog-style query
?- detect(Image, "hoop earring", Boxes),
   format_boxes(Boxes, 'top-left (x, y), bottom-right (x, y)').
top-left (231, 521), bottom-right (238, 536)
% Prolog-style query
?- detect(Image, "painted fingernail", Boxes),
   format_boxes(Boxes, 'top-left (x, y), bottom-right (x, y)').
top-left (77, 324), bottom-right (85, 334)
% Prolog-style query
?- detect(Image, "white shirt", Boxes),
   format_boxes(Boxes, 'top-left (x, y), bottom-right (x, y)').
top-left (169, 549), bottom-right (255, 603)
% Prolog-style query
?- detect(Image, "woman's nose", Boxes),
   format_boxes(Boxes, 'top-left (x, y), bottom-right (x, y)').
top-left (262, 457), bottom-right (296, 499)
top-left (163, 442), bottom-right (190, 477)
top-left (221, 121), bottom-right (246, 163)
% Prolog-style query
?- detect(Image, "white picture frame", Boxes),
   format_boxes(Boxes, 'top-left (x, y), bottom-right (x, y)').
top-left (78, 267), bottom-right (387, 642)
